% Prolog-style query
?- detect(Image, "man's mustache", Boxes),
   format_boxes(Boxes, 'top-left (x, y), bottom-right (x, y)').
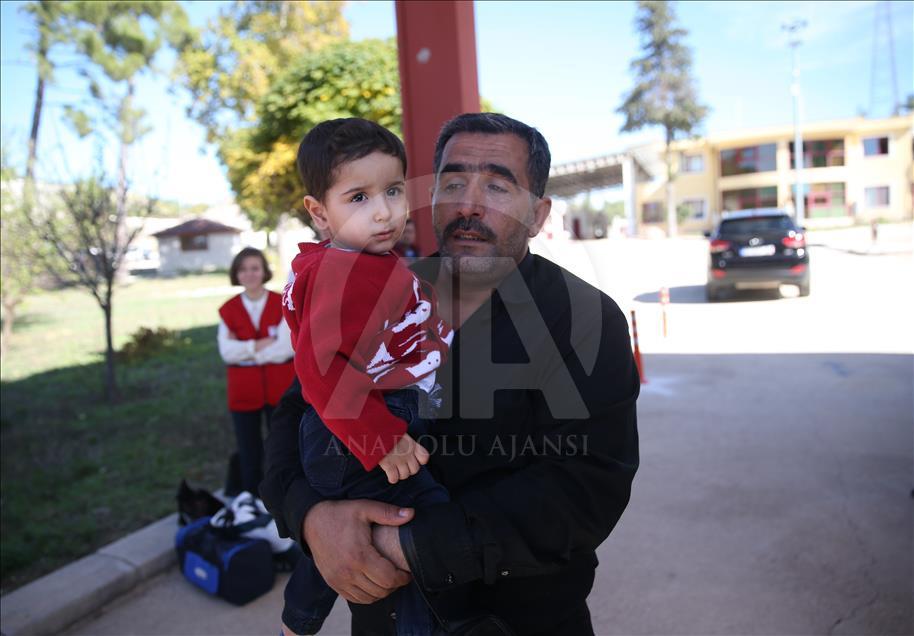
top-left (442, 217), bottom-right (497, 243)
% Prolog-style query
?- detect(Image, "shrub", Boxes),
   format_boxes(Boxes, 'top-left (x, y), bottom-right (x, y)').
top-left (118, 327), bottom-right (187, 363)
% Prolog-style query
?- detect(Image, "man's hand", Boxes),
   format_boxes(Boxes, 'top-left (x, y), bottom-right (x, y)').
top-left (377, 433), bottom-right (430, 484)
top-left (303, 499), bottom-right (414, 604)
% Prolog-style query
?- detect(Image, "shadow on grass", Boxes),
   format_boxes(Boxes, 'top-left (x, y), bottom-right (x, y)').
top-left (3, 312), bottom-right (55, 332)
top-left (0, 324), bottom-right (236, 594)
top-left (634, 285), bottom-right (789, 304)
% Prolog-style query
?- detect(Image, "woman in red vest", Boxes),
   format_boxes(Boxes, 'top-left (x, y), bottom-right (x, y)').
top-left (218, 247), bottom-right (295, 495)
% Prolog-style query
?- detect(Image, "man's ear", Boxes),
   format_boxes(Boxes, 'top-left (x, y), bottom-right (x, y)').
top-left (303, 195), bottom-right (329, 230)
top-left (528, 196), bottom-right (552, 237)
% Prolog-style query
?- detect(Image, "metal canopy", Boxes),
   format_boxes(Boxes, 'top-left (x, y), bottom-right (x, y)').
top-left (546, 153), bottom-right (651, 199)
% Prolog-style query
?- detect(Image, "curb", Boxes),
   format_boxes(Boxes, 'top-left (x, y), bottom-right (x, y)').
top-left (808, 242), bottom-right (911, 256)
top-left (0, 513), bottom-right (178, 636)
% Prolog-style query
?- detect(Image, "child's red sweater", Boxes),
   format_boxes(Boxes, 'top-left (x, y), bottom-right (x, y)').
top-left (282, 241), bottom-right (453, 471)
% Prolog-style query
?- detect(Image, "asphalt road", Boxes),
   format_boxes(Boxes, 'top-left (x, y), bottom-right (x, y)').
top-left (65, 234), bottom-right (913, 636)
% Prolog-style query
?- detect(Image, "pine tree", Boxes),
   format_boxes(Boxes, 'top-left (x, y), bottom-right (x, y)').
top-left (618, 0), bottom-right (708, 236)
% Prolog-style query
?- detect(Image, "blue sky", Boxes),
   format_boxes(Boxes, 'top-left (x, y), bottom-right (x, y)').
top-left (1, 0), bottom-right (911, 205)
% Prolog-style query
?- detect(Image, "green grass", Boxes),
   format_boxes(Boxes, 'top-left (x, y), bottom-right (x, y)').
top-left (0, 273), bottom-right (283, 594)
top-left (1, 272), bottom-right (234, 381)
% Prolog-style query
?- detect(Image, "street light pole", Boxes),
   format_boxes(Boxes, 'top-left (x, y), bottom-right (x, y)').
top-left (783, 19), bottom-right (807, 225)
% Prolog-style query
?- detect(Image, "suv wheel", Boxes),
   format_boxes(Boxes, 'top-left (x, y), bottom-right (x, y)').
top-left (706, 286), bottom-right (721, 302)
top-left (798, 282), bottom-right (810, 297)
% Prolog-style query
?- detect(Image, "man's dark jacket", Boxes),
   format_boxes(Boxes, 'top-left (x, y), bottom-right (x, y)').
top-left (261, 251), bottom-right (640, 635)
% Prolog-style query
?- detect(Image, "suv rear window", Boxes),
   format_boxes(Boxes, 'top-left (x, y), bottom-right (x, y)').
top-left (719, 216), bottom-right (794, 235)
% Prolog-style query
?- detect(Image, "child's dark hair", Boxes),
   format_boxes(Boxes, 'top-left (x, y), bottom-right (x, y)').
top-left (296, 118), bottom-right (407, 201)
top-left (229, 247), bottom-right (272, 286)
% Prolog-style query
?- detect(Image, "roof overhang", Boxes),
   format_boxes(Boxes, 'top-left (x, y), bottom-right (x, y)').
top-left (546, 153), bottom-right (651, 199)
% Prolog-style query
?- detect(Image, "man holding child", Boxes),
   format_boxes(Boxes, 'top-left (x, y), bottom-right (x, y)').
top-left (262, 112), bottom-right (640, 635)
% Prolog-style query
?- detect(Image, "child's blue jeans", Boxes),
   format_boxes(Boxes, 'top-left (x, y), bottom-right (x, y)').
top-left (282, 389), bottom-right (449, 636)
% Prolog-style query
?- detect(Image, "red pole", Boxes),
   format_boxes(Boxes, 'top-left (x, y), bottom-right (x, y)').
top-left (630, 310), bottom-right (647, 384)
top-left (395, 1), bottom-right (481, 256)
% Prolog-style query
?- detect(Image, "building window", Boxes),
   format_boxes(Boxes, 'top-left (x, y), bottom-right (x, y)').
top-left (180, 234), bottom-right (208, 251)
top-left (642, 202), bottom-right (664, 223)
top-left (864, 186), bottom-right (890, 207)
top-left (789, 139), bottom-right (845, 168)
top-left (721, 186), bottom-right (777, 211)
top-left (863, 137), bottom-right (889, 156)
top-left (680, 153), bottom-right (704, 173)
top-left (679, 198), bottom-right (707, 220)
top-left (720, 144), bottom-right (777, 176)
top-left (797, 182), bottom-right (846, 218)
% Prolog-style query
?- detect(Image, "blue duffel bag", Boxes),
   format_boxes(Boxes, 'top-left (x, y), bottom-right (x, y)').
top-left (175, 516), bottom-right (275, 605)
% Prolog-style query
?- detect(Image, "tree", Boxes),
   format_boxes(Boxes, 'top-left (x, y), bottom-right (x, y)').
top-left (28, 176), bottom-right (149, 400)
top-left (21, 1), bottom-right (66, 186)
top-left (221, 38), bottom-right (402, 228)
top-left (617, 0), bottom-right (708, 237)
top-left (603, 200), bottom-right (625, 219)
top-left (901, 94), bottom-right (914, 115)
top-left (0, 157), bottom-right (42, 355)
top-left (59, 1), bottom-right (192, 238)
top-left (174, 0), bottom-right (348, 144)
top-left (15, 2), bottom-right (190, 399)
top-left (172, 1), bottom-right (350, 228)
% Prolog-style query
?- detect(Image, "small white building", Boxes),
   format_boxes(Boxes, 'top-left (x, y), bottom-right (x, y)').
top-left (152, 219), bottom-right (244, 275)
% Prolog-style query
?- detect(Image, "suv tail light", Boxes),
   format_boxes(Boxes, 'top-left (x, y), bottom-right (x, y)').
top-left (709, 239), bottom-right (731, 253)
top-left (781, 232), bottom-right (806, 249)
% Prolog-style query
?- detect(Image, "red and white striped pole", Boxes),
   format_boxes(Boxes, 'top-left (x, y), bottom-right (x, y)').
top-left (630, 309), bottom-right (647, 384)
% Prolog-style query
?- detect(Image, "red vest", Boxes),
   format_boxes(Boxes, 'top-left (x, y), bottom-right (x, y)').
top-left (218, 291), bottom-right (295, 411)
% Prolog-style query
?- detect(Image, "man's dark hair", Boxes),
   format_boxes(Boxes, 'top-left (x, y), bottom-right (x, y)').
top-left (296, 118), bottom-right (407, 201)
top-left (433, 113), bottom-right (551, 198)
top-left (229, 246), bottom-right (272, 286)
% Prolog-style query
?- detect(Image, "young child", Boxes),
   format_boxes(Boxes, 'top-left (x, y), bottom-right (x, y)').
top-left (280, 118), bottom-right (454, 636)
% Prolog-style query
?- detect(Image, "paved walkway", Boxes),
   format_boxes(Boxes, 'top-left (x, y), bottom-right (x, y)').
top-left (63, 570), bottom-right (352, 636)
top-left (806, 222), bottom-right (912, 255)
top-left (58, 349), bottom-right (914, 636)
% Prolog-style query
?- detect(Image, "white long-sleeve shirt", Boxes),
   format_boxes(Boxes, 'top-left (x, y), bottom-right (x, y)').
top-left (217, 292), bottom-right (294, 365)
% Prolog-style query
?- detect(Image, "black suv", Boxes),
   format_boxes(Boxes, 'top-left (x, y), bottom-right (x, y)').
top-left (705, 208), bottom-right (810, 301)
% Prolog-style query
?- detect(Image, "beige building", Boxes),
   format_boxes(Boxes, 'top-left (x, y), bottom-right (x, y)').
top-left (633, 114), bottom-right (913, 233)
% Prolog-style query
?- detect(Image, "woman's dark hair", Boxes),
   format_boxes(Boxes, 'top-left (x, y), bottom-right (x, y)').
top-left (229, 247), bottom-right (272, 286)
top-left (433, 112), bottom-right (552, 198)
top-left (296, 118), bottom-right (407, 201)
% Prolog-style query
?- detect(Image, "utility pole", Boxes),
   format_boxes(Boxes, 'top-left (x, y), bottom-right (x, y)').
top-left (783, 19), bottom-right (807, 225)
top-left (869, 1), bottom-right (899, 117)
